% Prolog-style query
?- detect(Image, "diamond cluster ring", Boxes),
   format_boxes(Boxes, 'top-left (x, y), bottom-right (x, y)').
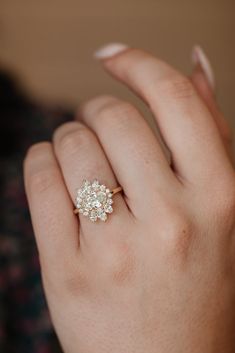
top-left (74, 180), bottom-right (122, 222)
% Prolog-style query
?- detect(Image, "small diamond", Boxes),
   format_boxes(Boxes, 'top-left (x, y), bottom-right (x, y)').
top-left (90, 210), bottom-right (98, 222)
top-left (92, 180), bottom-right (100, 189)
top-left (78, 190), bottom-right (84, 198)
top-left (104, 205), bottom-right (113, 213)
top-left (86, 186), bottom-right (92, 194)
top-left (97, 191), bottom-right (106, 202)
top-left (99, 212), bottom-right (107, 222)
top-left (85, 204), bottom-right (92, 211)
top-left (83, 180), bottom-right (90, 187)
top-left (92, 199), bottom-right (102, 208)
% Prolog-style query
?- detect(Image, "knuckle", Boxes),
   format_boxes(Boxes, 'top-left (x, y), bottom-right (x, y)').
top-left (82, 95), bottom-right (139, 132)
top-left (98, 100), bottom-right (137, 121)
top-left (58, 126), bottom-right (93, 156)
top-left (24, 142), bottom-right (58, 194)
top-left (159, 75), bottom-right (196, 100)
top-left (53, 121), bottom-right (79, 139)
top-left (97, 100), bottom-right (139, 130)
top-left (25, 142), bottom-right (51, 162)
top-left (161, 208), bottom-right (194, 257)
top-left (81, 95), bottom-right (119, 117)
top-left (105, 241), bottom-right (137, 286)
top-left (42, 258), bottom-right (90, 297)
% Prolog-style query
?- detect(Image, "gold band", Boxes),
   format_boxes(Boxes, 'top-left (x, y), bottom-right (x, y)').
top-left (111, 186), bottom-right (123, 196)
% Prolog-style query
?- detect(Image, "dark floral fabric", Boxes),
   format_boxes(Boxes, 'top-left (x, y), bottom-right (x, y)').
top-left (0, 72), bottom-right (73, 353)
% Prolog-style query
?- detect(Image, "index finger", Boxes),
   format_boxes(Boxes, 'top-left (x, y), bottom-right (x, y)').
top-left (95, 44), bottom-right (232, 185)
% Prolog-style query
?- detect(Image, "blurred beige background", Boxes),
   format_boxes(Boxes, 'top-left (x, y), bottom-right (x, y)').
top-left (0, 0), bottom-right (234, 129)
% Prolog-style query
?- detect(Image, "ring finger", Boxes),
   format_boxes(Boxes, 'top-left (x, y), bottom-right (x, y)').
top-left (53, 121), bottom-right (129, 246)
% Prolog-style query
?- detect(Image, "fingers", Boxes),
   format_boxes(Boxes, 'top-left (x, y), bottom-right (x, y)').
top-left (24, 142), bottom-right (79, 280)
top-left (191, 61), bottom-right (233, 157)
top-left (95, 45), bottom-right (232, 184)
top-left (53, 121), bottom-right (129, 237)
top-left (78, 95), bottom-right (179, 215)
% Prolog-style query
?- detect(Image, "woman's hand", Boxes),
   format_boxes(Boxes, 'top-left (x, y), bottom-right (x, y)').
top-left (24, 45), bottom-right (235, 353)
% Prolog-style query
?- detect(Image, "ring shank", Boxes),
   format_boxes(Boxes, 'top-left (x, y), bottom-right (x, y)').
top-left (111, 186), bottom-right (123, 195)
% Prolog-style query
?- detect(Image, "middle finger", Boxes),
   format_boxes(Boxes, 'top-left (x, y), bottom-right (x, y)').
top-left (79, 95), bottom-right (179, 215)
top-left (97, 47), bottom-right (232, 185)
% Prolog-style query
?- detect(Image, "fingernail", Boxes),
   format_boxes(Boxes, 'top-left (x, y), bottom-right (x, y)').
top-left (94, 43), bottom-right (129, 60)
top-left (192, 45), bottom-right (215, 90)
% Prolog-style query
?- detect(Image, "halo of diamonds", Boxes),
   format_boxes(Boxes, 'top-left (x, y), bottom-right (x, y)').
top-left (75, 180), bottom-right (114, 222)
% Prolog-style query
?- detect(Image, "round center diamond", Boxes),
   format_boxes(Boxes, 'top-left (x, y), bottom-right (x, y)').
top-left (76, 180), bottom-right (113, 222)
top-left (97, 191), bottom-right (106, 202)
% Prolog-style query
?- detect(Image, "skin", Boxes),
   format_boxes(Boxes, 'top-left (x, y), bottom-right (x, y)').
top-left (24, 47), bottom-right (235, 353)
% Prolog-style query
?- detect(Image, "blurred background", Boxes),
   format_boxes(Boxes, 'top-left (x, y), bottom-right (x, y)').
top-left (0, 2), bottom-right (234, 352)
top-left (0, 0), bottom-right (234, 122)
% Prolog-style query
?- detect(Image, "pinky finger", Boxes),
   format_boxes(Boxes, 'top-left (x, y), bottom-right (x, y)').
top-left (24, 142), bottom-right (79, 283)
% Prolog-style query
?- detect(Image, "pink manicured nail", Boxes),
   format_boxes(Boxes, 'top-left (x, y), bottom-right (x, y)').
top-left (192, 45), bottom-right (215, 90)
top-left (94, 43), bottom-right (129, 60)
